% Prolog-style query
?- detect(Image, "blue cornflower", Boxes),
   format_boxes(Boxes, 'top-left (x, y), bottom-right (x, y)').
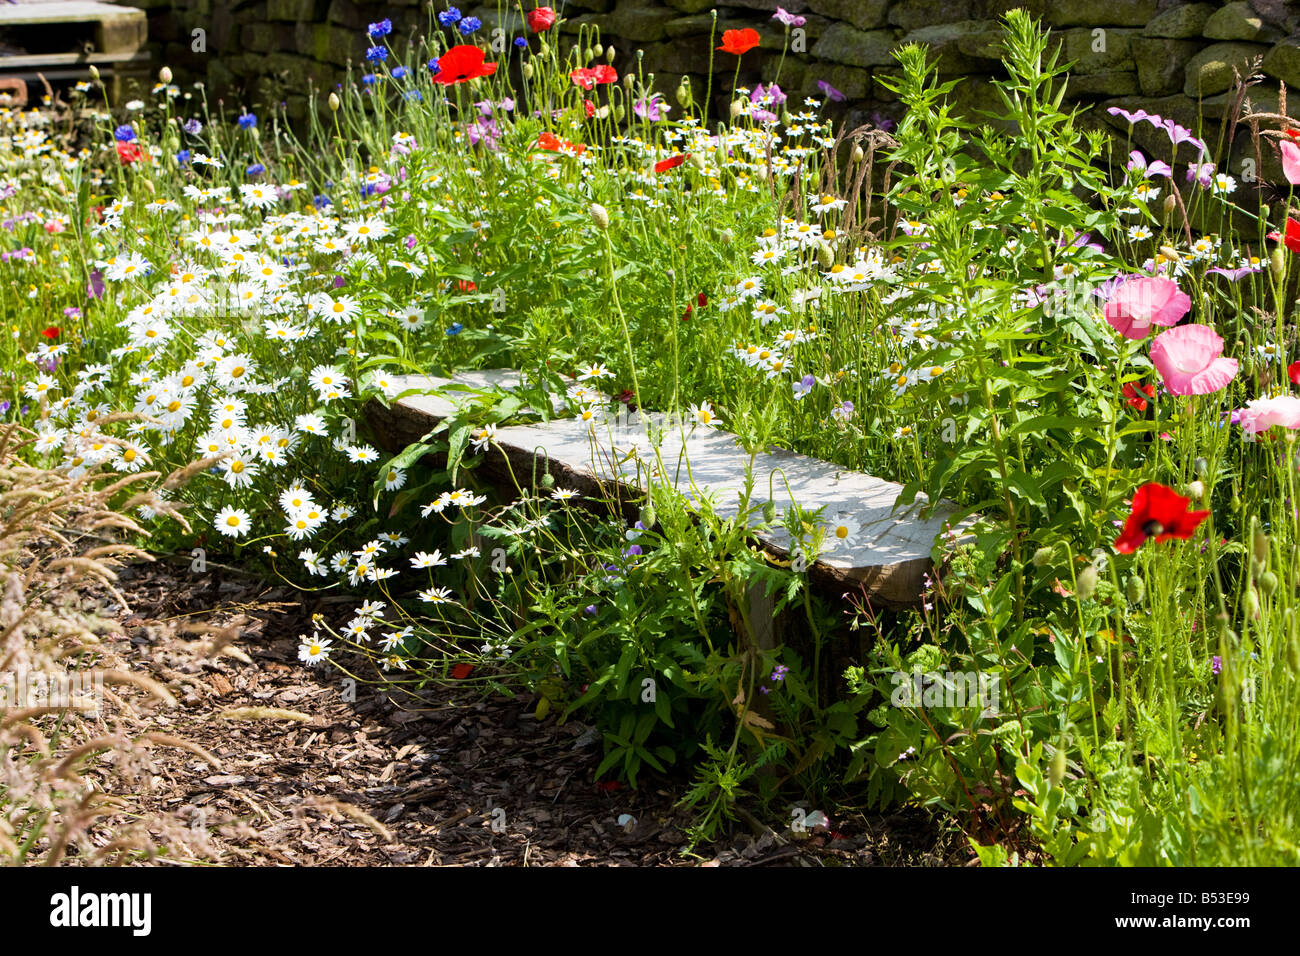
top-left (182, 117), bottom-right (202, 135)
top-left (513, 36), bottom-right (527, 48)
top-left (437, 7), bottom-right (461, 26)
top-left (446, 322), bottom-right (464, 335)
top-left (392, 66), bottom-right (410, 79)
top-left (404, 89), bottom-right (423, 102)
top-left (458, 16), bottom-right (481, 34)
top-left (245, 162), bottom-right (265, 176)
top-left (367, 18), bottom-right (392, 38)
top-left (365, 45), bottom-right (388, 63)
top-left (237, 112), bottom-right (257, 129)
top-left (362, 73), bottom-right (380, 85)
top-left (113, 125), bottom-right (136, 142)
top-left (313, 194), bottom-right (332, 209)
top-left (427, 57), bottom-right (441, 74)
top-left (176, 149), bottom-right (191, 165)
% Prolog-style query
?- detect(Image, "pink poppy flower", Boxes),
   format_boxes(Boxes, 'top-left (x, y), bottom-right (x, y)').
top-left (1102, 276), bottom-right (1190, 339)
top-left (1149, 324), bottom-right (1238, 396)
top-left (1237, 395), bottom-right (1300, 434)
top-left (1282, 139), bottom-right (1300, 186)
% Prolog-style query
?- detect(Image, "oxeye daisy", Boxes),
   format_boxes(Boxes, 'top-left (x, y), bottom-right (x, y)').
top-left (410, 549), bottom-right (448, 568)
top-left (215, 506), bottom-right (252, 538)
top-left (298, 636), bottom-right (333, 665)
top-left (688, 401), bottom-right (721, 428)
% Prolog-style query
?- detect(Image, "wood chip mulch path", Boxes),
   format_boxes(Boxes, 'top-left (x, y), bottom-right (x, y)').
top-left (97, 556), bottom-right (963, 867)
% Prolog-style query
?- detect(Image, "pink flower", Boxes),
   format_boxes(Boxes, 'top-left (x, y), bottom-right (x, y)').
top-left (1102, 276), bottom-right (1190, 339)
top-left (1237, 395), bottom-right (1300, 434)
top-left (1281, 139), bottom-right (1300, 186)
top-left (1149, 324), bottom-right (1239, 396)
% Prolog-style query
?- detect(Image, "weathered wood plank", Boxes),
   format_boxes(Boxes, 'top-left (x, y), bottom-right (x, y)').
top-left (367, 371), bottom-right (970, 607)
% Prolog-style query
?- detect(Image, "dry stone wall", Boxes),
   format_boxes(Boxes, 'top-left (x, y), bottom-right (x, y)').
top-left (133, 1), bottom-right (1300, 176)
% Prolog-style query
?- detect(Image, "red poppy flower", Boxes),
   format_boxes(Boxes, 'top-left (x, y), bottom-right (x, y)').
top-left (1285, 129), bottom-right (1300, 143)
top-left (595, 780), bottom-right (622, 792)
top-left (536, 131), bottom-right (585, 155)
top-left (681, 304), bottom-right (692, 321)
top-left (450, 662), bottom-right (475, 679)
top-left (1290, 360), bottom-right (1300, 386)
top-left (1122, 381), bottom-right (1156, 412)
top-left (115, 142), bottom-right (144, 164)
top-left (432, 45), bottom-right (498, 85)
top-left (40, 326), bottom-right (60, 340)
top-left (455, 279), bottom-right (477, 292)
top-left (1267, 217), bottom-right (1300, 254)
top-left (654, 153), bottom-right (687, 173)
top-left (583, 99), bottom-right (595, 119)
top-left (697, 292), bottom-right (707, 308)
top-left (569, 65), bottom-right (617, 90)
top-left (1114, 482), bottom-right (1210, 554)
top-left (526, 6), bottom-right (556, 32)
top-left (717, 28), bottom-right (761, 55)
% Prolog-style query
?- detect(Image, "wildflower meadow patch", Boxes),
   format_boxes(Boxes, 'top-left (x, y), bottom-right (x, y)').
top-left (3, 5), bottom-right (1300, 867)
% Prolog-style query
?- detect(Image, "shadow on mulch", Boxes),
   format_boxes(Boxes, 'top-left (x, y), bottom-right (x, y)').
top-left (107, 556), bottom-right (966, 867)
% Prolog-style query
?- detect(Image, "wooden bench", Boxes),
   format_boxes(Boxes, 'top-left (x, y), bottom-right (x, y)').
top-left (366, 370), bottom-right (970, 613)
top-left (0, 2), bottom-right (149, 102)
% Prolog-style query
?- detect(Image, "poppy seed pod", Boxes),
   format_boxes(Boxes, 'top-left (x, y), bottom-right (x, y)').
top-left (159, 66), bottom-right (173, 84)
top-left (589, 202), bottom-right (609, 230)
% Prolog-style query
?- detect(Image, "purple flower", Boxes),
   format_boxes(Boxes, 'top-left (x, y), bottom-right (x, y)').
top-left (771, 664), bottom-right (789, 682)
top-left (584, 604), bottom-right (597, 616)
top-left (405, 234), bottom-right (417, 249)
top-left (751, 83), bottom-right (787, 108)
top-left (869, 110), bottom-right (896, 132)
top-left (1187, 160), bottom-right (1216, 188)
top-left (633, 93), bottom-right (671, 122)
top-left (1207, 265), bottom-right (1261, 281)
top-left (332, 275), bottom-right (346, 288)
top-left (182, 118), bottom-right (203, 136)
top-left (1212, 655), bottom-right (1222, 676)
top-left (62, 306), bottom-right (81, 319)
top-left (468, 116), bottom-right (500, 149)
top-left (817, 80), bottom-right (845, 103)
top-left (1127, 150), bottom-right (1171, 179)
top-left (86, 270), bottom-right (104, 300)
top-left (772, 7), bottom-right (805, 27)
top-left (113, 125), bottom-right (136, 143)
top-left (623, 544), bottom-right (643, 557)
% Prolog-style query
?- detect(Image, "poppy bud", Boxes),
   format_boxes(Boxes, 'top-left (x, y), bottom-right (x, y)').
top-left (584, 47), bottom-right (594, 63)
top-left (851, 144), bottom-right (864, 164)
top-left (1271, 248), bottom-right (1286, 282)
top-left (88, 65), bottom-right (100, 81)
top-left (1076, 564), bottom-right (1098, 601)
top-left (762, 501), bottom-right (777, 523)
top-left (720, 228), bottom-right (734, 244)
top-left (730, 99), bottom-right (745, 119)
top-left (781, 110), bottom-right (793, 126)
top-left (1186, 479), bottom-right (1204, 501)
top-left (589, 202), bottom-right (609, 230)
top-left (541, 472), bottom-right (555, 489)
top-left (1048, 746), bottom-right (1067, 789)
top-left (817, 242), bottom-right (833, 268)
top-left (159, 66), bottom-right (173, 84)
top-left (522, 61), bottom-right (534, 80)
top-left (328, 92), bottom-right (340, 111)
top-left (1287, 612), bottom-right (1300, 673)
top-left (1193, 457), bottom-right (1208, 477)
top-left (1161, 194), bottom-right (1176, 218)
top-left (1159, 244), bottom-right (1180, 262)
top-left (606, 46), bottom-right (616, 62)
top-left (1251, 519), bottom-right (1269, 564)
top-left (612, 105), bottom-right (625, 123)
top-left (593, 43), bottom-right (603, 58)
top-left (1243, 587), bottom-right (1260, 620)
top-left (1260, 570), bottom-right (1279, 597)
top-left (689, 152), bottom-right (705, 171)
top-left (639, 506), bottom-right (656, 528)
top-left (676, 77), bottom-right (692, 109)
top-left (1031, 546), bottom-right (1053, 567)
top-left (1125, 575), bottom-right (1145, 606)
